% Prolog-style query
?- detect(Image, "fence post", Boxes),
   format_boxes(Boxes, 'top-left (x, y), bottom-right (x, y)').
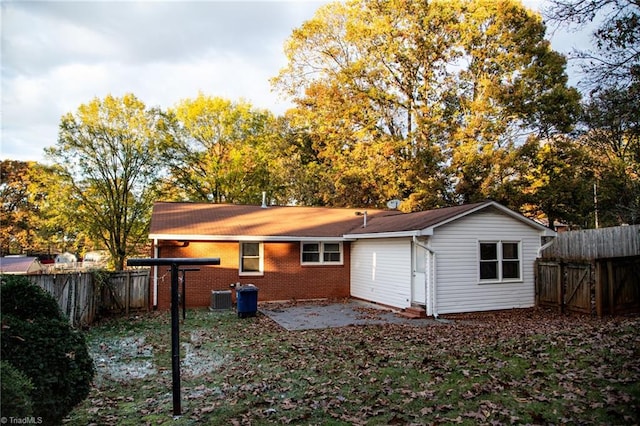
top-left (607, 260), bottom-right (615, 315)
top-left (595, 260), bottom-right (603, 317)
top-left (557, 261), bottom-right (564, 313)
top-left (125, 271), bottom-right (131, 316)
top-left (73, 274), bottom-right (79, 327)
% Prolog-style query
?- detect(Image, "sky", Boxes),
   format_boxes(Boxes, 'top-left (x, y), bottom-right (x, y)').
top-left (1, 0), bottom-right (594, 163)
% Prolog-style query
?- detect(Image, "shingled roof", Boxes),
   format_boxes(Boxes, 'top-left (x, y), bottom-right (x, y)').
top-left (149, 200), bottom-right (550, 241)
top-left (345, 201), bottom-right (553, 237)
top-left (149, 202), bottom-right (401, 240)
top-left (344, 202), bottom-right (489, 236)
top-left (0, 256), bottom-right (43, 274)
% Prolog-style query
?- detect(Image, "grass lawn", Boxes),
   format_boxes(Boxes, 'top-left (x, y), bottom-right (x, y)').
top-left (65, 305), bottom-right (640, 425)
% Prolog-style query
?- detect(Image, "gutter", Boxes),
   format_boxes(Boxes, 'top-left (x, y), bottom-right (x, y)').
top-left (150, 234), bottom-right (347, 242)
top-left (413, 236), bottom-right (439, 319)
top-left (344, 230), bottom-right (424, 239)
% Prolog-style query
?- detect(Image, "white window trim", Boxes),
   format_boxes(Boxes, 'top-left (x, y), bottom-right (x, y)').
top-left (300, 241), bottom-right (344, 266)
top-left (478, 240), bottom-right (523, 284)
top-left (239, 242), bottom-right (264, 276)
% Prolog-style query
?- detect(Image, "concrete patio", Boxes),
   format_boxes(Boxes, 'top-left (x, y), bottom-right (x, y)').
top-left (259, 299), bottom-right (440, 331)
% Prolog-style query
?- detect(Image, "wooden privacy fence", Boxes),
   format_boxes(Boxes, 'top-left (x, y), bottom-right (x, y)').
top-left (100, 270), bottom-right (149, 315)
top-left (24, 270), bottom-right (149, 327)
top-left (29, 272), bottom-right (98, 328)
top-left (536, 257), bottom-right (640, 316)
top-left (541, 225), bottom-right (640, 260)
top-left (536, 225), bottom-right (640, 316)
top-left (536, 261), bottom-right (593, 314)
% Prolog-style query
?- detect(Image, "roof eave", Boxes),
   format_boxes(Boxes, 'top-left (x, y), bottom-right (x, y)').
top-left (149, 234), bottom-right (347, 242)
top-left (343, 230), bottom-right (424, 239)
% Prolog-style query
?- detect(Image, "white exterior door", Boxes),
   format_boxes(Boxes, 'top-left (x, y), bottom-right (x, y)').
top-left (412, 243), bottom-right (427, 305)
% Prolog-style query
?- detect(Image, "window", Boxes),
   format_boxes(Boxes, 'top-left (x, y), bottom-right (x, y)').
top-left (302, 243), bottom-right (320, 263)
top-left (501, 242), bottom-right (520, 279)
top-left (301, 242), bottom-right (343, 265)
top-left (479, 241), bottom-right (521, 282)
top-left (323, 243), bottom-right (341, 262)
top-left (240, 242), bottom-right (263, 275)
top-left (479, 243), bottom-right (498, 280)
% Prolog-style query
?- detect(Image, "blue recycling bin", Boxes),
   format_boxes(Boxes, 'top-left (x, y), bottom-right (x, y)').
top-left (236, 284), bottom-right (259, 318)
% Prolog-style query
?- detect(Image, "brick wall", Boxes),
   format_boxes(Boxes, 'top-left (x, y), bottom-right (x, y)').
top-left (153, 241), bottom-right (351, 309)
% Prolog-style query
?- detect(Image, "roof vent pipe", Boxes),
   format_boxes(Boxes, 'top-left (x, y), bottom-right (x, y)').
top-left (261, 191), bottom-right (267, 208)
top-left (355, 211), bottom-right (367, 227)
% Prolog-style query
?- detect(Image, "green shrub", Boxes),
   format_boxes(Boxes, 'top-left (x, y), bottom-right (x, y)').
top-left (0, 275), bottom-right (95, 423)
top-left (0, 360), bottom-right (34, 417)
top-left (0, 274), bottom-right (63, 319)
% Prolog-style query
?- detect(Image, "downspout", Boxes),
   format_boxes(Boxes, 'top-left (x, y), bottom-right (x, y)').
top-left (153, 239), bottom-right (159, 309)
top-left (413, 236), bottom-right (439, 319)
top-left (537, 238), bottom-right (555, 258)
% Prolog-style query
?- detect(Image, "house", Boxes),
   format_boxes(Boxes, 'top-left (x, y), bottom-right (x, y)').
top-left (344, 202), bottom-right (555, 315)
top-left (0, 256), bottom-right (44, 274)
top-left (55, 252), bottom-right (78, 270)
top-left (146, 201), bottom-right (554, 315)
top-left (82, 250), bottom-right (110, 269)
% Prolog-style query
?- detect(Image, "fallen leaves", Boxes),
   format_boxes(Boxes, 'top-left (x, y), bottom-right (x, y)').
top-left (65, 307), bottom-right (640, 425)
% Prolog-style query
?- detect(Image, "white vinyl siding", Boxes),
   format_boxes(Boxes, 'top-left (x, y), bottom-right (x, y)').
top-left (350, 238), bottom-right (412, 309)
top-left (429, 209), bottom-right (538, 314)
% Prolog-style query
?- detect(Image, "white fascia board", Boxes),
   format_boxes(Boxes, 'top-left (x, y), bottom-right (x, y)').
top-left (343, 230), bottom-right (423, 239)
top-left (149, 234), bottom-right (346, 242)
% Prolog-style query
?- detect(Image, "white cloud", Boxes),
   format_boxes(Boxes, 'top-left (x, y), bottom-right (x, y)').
top-left (0, 0), bottom-right (596, 163)
top-left (1, 1), bottom-right (324, 162)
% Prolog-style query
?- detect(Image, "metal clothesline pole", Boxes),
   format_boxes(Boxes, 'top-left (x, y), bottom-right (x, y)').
top-left (127, 258), bottom-right (220, 417)
top-left (179, 268), bottom-right (200, 320)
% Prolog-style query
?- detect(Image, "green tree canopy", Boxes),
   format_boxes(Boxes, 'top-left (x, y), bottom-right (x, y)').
top-left (162, 94), bottom-right (286, 204)
top-left (545, 0), bottom-right (640, 226)
top-left (273, 0), bottom-right (580, 210)
top-left (0, 160), bottom-right (71, 256)
top-left (519, 135), bottom-right (598, 228)
top-left (546, 0), bottom-right (639, 88)
top-left (1, 160), bottom-right (38, 255)
top-left (46, 94), bottom-right (165, 270)
top-left (580, 86), bottom-right (640, 225)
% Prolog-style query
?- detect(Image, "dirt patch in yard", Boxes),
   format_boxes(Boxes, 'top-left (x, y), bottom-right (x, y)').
top-left (92, 336), bottom-right (156, 385)
top-left (181, 330), bottom-right (229, 379)
top-left (90, 330), bottom-right (229, 387)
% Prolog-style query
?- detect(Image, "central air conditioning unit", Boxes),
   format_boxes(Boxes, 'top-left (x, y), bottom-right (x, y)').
top-left (210, 290), bottom-right (232, 311)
